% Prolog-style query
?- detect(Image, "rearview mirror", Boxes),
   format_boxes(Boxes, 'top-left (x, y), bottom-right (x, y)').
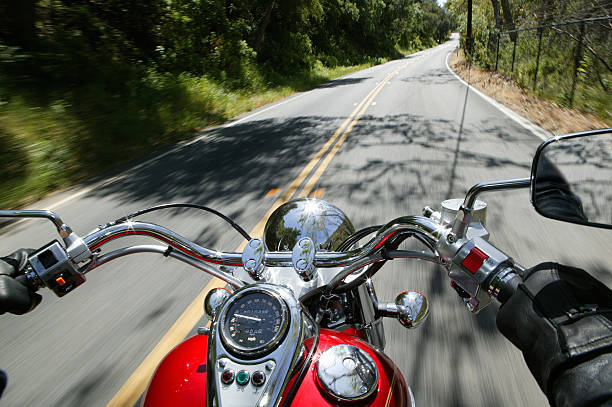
top-left (531, 128), bottom-right (612, 229)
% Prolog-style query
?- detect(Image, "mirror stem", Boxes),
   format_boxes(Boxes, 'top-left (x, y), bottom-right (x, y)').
top-left (451, 178), bottom-right (530, 240)
top-left (463, 178), bottom-right (531, 209)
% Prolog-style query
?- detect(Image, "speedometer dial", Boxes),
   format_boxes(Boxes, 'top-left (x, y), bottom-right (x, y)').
top-left (221, 290), bottom-right (289, 357)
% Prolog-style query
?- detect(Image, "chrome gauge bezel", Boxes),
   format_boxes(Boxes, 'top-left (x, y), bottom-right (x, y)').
top-left (219, 287), bottom-right (290, 358)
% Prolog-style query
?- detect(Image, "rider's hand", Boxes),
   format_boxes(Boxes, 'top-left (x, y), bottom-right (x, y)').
top-left (0, 249), bottom-right (42, 315)
top-left (496, 262), bottom-right (612, 407)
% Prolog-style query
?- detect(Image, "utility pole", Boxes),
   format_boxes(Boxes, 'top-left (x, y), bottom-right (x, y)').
top-left (466, 0), bottom-right (473, 56)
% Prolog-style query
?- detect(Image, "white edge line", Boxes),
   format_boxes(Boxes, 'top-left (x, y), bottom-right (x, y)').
top-left (444, 47), bottom-right (550, 142)
top-left (224, 92), bottom-right (308, 128)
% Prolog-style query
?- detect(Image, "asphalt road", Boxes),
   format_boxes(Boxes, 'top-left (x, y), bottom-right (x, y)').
top-left (1, 37), bottom-right (611, 407)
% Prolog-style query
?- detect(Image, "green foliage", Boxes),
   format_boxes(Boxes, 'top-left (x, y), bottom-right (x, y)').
top-left (0, 0), bottom-right (454, 207)
top-left (446, 0), bottom-right (611, 122)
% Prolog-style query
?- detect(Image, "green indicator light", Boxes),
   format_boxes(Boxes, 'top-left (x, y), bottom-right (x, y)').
top-left (236, 370), bottom-right (250, 385)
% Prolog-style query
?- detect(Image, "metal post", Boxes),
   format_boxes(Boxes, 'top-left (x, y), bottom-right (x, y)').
top-left (570, 21), bottom-right (585, 107)
top-left (495, 33), bottom-right (500, 70)
top-left (533, 28), bottom-right (543, 91)
top-left (466, 0), bottom-right (473, 56)
top-left (511, 34), bottom-right (517, 72)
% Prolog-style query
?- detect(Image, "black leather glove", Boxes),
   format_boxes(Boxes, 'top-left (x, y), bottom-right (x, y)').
top-left (534, 155), bottom-right (588, 223)
top-left (496, 262), bottom-right (612, 407)
top-left (0, 249), bottom-right (42, 315)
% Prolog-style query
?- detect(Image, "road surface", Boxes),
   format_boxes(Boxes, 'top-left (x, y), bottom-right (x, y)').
top-left (1, 37), bottom-right (611, 407)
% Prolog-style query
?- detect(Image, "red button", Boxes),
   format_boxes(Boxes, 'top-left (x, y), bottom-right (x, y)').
top-left (461, 248), bottom-right (488, 274)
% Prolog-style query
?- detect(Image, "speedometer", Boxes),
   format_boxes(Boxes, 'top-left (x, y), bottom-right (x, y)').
top-left (220, 289), bottom-right (289, 357)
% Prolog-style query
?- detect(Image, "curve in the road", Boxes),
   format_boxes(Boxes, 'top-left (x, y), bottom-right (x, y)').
top-left (104, 59), bottom-right (413, 407)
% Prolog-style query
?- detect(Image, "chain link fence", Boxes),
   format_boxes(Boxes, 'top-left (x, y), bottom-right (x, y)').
top-left (482, 16), bottom-right (611, 120)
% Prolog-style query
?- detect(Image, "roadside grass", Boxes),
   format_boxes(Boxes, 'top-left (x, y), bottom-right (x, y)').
top-left (0, 61), bottom-right (377, 209)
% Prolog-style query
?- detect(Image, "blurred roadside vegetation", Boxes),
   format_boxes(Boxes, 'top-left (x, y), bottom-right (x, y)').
top-left (0, 0), bottom-right (453, 209)
top-left (445, 0), bottom-right (610, 123)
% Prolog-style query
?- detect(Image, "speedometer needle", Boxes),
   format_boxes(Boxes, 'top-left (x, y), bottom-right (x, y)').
top-left (235, 314), bottom-right (262, 322)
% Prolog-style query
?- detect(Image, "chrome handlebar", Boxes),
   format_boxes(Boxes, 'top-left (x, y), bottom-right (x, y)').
top-left (1, 208), bottom-right (520, 307)
top-left (82, 215), bottom-right (445, 269)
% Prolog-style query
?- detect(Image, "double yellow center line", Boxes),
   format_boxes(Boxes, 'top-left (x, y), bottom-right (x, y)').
top-left (297, 63), bottom-right (407, 198)
top-left (105, 60), bottom-right (409, 407)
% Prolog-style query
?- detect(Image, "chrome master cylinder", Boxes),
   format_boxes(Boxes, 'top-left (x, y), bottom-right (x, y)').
top-left (425, 198), bottom-right (498, 313)
top-left (440, 198), bottom-right (487, 228)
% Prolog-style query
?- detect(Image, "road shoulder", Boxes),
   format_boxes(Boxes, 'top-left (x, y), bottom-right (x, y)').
top-left (448, 49), bottom-right (609, 135)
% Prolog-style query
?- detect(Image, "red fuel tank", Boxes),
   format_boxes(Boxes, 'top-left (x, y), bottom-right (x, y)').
top-left (142, 334), bottom-right (208, 407)
top-left (143, 329), bottom-right (411, 407)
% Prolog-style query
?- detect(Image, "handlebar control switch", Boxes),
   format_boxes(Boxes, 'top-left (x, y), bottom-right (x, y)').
top-left (452, 237), bottom-right (511, 287)
top-left (450, 236), bottom-right (515, 312)
top-left (27, 240), bottom-right (85, 297)
top-left (292, 237), bottom-right (317, 281)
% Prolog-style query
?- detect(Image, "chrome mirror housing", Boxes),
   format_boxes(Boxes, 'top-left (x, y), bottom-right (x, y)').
top-left (395, 291), bottom-right (429, 329)
top-left (204, 288), bottom-right (232, 319)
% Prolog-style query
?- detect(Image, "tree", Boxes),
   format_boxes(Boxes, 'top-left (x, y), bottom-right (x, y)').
top-left (1, 0), bottom-right (36, 50)
top-left (499, 0), bottom-right (516, 40)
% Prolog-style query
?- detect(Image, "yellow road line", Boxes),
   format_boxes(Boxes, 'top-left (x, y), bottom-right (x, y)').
top-left (228, 77), bottom-right (394, 249)
top-left (105, 278), bottom-right (224, 407)
top-left (105, 65), bottom-right (405, 407)
top-left (298, 62), bottom-right (409, 198)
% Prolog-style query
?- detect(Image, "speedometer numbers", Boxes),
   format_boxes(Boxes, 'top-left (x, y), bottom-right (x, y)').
top-left (222, 291), bottom-right (288, 357)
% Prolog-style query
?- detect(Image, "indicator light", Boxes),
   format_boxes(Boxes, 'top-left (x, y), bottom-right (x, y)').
top-left (252, 370), bottom-right (266, 387)
top-left (56, 277), bottom-right (66, 286)
top-left (221, 369), bottom-right (235, 384)
top-left (236, 370), bottom-right (250, 386)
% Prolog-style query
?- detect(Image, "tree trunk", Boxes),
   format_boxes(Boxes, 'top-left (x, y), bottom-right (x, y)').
top-left (253, 0), bottom-right (275, 52)
top-left (500, 0), bottom-right (516, 41)
top-left (490, 0), bottom-right (502, 32)
top-left (3, 0), bottom-right (37, 50)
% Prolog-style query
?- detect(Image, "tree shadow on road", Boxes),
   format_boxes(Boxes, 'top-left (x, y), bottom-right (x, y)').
top-left (310, 77), bottom-right (371, 89)
top-left (77, 110), bottom-right (540, 407)
top-left (401, 67), bottom-right (458, 86)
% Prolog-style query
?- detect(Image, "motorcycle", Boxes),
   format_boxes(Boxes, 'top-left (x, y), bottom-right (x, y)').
top-left (1, 127), bottom-right (610, 406)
